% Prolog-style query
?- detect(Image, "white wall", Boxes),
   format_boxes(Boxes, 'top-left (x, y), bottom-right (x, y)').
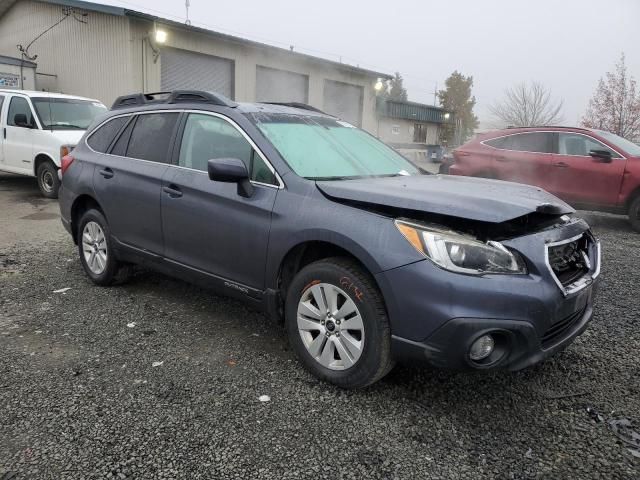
top-left (377, 117), bottom-right (440, 145)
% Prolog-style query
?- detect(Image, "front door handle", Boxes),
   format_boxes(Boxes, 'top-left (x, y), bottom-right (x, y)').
top-left (553, 161), bottom-right (569, 168)
top-left (163, 184), bottom-right (183, 198)
top-left (99, 167), bottom-right (114, 179)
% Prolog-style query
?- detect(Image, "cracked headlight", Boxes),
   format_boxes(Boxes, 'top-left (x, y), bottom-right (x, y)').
top-left (395, 219), bottom-right (527, 275)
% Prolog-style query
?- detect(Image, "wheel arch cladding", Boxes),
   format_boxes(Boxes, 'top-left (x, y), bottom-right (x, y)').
top-left (34, 153), bottom-right (56, 176)
top-left (71, 195), bottom-right (104, 244)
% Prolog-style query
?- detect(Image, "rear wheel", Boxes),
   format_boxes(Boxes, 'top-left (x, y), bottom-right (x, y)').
top-left (77, 208), bottom-right (129, 285)
top-left (285, 257), bottom-right (394, 389)
top-left (36, 161), bottom-right (60, 199)
top-left (629, 196), bottom-right (640, 233)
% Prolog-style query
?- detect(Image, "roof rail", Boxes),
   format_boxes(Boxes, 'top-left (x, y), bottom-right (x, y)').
top-left (260, 102), bottom-right (329, 115)
top-left (111, 90), bottom-right (237, 110)
top-left (505, 125), bottom-right (590, 130)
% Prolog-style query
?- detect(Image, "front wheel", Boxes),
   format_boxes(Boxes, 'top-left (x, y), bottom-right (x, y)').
top-left (36, 161), bottom-right (60, 199)
top-left (629, 196), bottom-right (640, 233)
top-left (285, 257), bottom-right (394, 389)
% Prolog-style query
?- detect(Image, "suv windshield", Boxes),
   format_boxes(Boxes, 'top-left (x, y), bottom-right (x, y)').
top-left (32, 97), bottom-right (107, 130)
top-left (251, 113), bottom-right (419, 180)
top-left (595, 130), bottom-right (640, 157)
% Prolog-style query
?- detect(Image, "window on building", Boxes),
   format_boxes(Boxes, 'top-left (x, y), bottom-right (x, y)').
top-left (87, 116), bottom-right (128, 153)
top-left (413, 123), bottom-right (427, 143)
top-left (7, 96), bottom-right (35, 127)
top-left (125, 113), bottom-right (180, 163)
top-left (391, 125), bottom-right (400, 135)
top-left (178, 113), bottom-right (277, 185)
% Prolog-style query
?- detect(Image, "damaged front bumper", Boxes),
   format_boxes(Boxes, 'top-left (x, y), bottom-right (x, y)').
top-left (376, 218), bottom-right (600, 371)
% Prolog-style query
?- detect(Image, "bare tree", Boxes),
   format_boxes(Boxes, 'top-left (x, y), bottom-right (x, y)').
top-left (489, 82), bottom-right (563, 127)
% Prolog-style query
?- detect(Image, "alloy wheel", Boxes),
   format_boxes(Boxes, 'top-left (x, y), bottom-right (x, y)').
top-left (297, 282), bottom-right (365, 370)
top-left (82, 221), bottom-right (108, 274)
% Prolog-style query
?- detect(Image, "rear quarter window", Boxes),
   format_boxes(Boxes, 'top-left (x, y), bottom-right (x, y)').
top-left (87, 117), bottom-right (128, 153)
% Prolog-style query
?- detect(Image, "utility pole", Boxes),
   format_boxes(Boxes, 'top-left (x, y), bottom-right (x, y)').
top-left (185, 0), bottom-right (191, 25)
top-left (433, 82), bottom-right (438, 106)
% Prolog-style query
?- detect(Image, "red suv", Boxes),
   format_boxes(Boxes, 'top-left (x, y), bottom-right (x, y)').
top-left (445, 127), bottom-right (640, 231)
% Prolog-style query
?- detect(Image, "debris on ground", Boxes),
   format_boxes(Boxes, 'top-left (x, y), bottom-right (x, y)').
top-left (258, 395), bottom-right (271, 403)
top-left (52, 287), bottom-right (71, 294)
top-left (151, 361), bottom-right (164, 368)
top-left (126, 322), bottom-right (136, 328)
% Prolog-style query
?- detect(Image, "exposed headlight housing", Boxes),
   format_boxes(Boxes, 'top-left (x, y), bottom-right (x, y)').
top-left (395, 219), bottom-right (527, 275)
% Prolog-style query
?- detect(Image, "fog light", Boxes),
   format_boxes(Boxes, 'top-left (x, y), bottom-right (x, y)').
top-left (469, 334), bottom-right (495, 361)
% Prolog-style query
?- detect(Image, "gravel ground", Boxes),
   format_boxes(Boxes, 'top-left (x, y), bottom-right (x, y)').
top-left (1, 175), bottom-right (639, 479)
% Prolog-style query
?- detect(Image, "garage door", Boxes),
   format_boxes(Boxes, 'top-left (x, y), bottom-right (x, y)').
top-left (161, 48), bottom-right (234, 98)
top-left (323, 80), bottom-right (363, 127)
top-left (256, 66), bottom-right (308, 103)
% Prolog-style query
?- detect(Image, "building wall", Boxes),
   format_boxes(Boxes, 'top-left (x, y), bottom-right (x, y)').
top-left (377, 117), bottom-right (440, 145)
top-left (0, 61), bottom-right (35, 89)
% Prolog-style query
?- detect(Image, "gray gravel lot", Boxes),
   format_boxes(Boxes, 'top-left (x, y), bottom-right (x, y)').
top-left (1, 173), bottom-right (639, 479)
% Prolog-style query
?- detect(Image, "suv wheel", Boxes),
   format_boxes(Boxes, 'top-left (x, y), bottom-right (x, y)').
top-left (629, 196), bottom-right (640, 233)
top-left (77, 209), bottom-right (129, 285)
top-left (285, 257), bottom-right (394, 388)
top-left (37, 161), bottom-right (60, 199)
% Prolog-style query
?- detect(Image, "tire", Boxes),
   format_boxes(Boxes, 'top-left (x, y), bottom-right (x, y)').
top-left (629, 196), bottom-right (640, 233)
top-left (76, 208), bottom-right (129, 286)
top-left (36, 161), bottom-right (60, 199)
top-left (285, 257), bottom-right (394, 389)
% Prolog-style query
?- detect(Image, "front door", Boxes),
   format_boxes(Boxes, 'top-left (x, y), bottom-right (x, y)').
top-left (161, 112), bottom-right (279, 289)
top-left (0, 94), bottom-right (5, 165)
top-left (93, 112), bottom-right (181, 255)
top-left (3, 95), bottom-right (37, 174)
top-left (549, 132), bottom-right (626, 207)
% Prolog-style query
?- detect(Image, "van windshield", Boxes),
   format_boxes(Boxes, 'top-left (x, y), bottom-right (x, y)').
top-left (251, 113), bottom-right (419, 180)
top-left (32, 98), bottom-right (107, 130)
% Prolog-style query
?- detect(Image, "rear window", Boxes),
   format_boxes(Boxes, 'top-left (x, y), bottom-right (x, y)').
top-left (87, 117), bottom-right (128, 153)
top-left (485, 132), bottom-right (553, 153)
top-left (125, 113), bottom-right (180, 163)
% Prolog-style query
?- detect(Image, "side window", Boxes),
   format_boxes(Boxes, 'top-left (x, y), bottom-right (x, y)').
top-left (509, 132), bottom-right (553, 153)
top-left (558, 133), bottom-right (620, 158)
top-left (110, 117), bottom-right (136, 157)
top-left (485, 136), bottom-right (512, 149)
top-left (7, 96), bottom-right (35, 128)
top-left (126, 113), bottom-right (180, 163)
top-left (86, 116), bottom-right (128, 153)
top-left (178, 113), bottom-right (277, 185)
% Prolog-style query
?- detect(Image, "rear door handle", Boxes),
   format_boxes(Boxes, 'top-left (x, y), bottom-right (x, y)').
top-left (163, 184), bottom-right (183, 198)
top-left (553, 162), bottom-right (569, 168)
top-left (99, 167), bottom-right (114, 179)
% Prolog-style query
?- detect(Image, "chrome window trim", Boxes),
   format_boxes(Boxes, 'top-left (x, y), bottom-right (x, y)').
top-left (84, 109), bottom-right (284, 189)
top-left (481, 130), bottom-right (626, 160)
top-left (544, 233), bottom-right (600, 297)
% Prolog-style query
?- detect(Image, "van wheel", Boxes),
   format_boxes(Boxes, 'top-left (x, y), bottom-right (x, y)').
top-left (77, 208), bottom-right (129, 285)
top-left (629, 196), bottom-right (640, 233)
top-left (285, 257), bottom-right (394, 389)
top-left (37, 161), bottom-right (60, 199)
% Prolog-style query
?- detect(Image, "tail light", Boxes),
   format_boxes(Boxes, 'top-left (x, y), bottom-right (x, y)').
top-left (61, 154), bottom-right (75, 175)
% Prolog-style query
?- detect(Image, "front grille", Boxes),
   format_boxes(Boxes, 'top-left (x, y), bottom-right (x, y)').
top-left (547, 235), bottom-right (591, 287)
top-left (542, 306), bottom-right (586, 347)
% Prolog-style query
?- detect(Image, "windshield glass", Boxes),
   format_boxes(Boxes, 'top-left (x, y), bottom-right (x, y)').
top-left (595, 130), bottom-right (640, 157)
top-left (32, 98), bottom-right (107, 130)
top-left (251, 114), bottom-right (419, 179)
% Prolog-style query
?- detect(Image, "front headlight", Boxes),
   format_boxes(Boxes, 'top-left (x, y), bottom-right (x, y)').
top-left (395, 219), bottom-right (527, 275)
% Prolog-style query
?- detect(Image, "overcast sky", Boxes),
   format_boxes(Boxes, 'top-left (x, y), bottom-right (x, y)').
top-left (103, 0), bottom-right (639, 126)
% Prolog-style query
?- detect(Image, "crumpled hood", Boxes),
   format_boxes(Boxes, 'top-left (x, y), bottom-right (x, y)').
top-left (316, 174), bottom-right (574, 223)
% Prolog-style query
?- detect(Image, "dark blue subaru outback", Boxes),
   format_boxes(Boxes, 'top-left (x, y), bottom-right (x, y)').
top-left (59, 91), bottom-right (601, 388)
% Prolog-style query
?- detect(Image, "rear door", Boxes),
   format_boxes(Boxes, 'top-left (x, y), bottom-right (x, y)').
top-left (549, 132), bottom-right (626, 207)
top-left (486, 132), bottom-right (554, 189)
top-left (161, 111), bottom-right (279, 289)
top-left (93, 111), bottom-right (181, 255)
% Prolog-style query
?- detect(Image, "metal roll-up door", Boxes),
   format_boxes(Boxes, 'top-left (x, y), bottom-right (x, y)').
top-left (256, 66), bottom-right (309, 103)
top-left (161, 48), bottom-right (234, 98)
top-left (323, 80), bottom-right (363, 127)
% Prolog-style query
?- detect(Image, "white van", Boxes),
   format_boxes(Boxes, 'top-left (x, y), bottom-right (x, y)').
top-left (0, 89), bottom-right (107, 198)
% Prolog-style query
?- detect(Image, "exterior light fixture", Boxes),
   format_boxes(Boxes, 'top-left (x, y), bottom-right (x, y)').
top-left (444, 112), bottom-right (451, 120)
top-left (155, 29), bottom-right (167, 44)
top-left (374, 79), bottom-right (384, 92)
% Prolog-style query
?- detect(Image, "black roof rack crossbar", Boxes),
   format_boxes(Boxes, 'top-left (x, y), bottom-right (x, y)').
top-left (260, 102), bottom-right (329, 115)
top-left (111, 90), bottom-right (237, 110)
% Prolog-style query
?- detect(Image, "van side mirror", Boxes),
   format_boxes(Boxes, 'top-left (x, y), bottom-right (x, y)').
top-left (14, 113), bottom-right (33, 129)
top-left (589, 149), bottom-right (613, 163)
top-left (207, 158), bottom-right (254, 197)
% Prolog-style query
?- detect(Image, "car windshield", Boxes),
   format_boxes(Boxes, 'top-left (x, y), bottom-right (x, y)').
top-left (251, 113), bottom-right (419, 180)
top-left (32, 97), bottom-right (107, 130)
top-left (595, 130), bottom-right (640, 157)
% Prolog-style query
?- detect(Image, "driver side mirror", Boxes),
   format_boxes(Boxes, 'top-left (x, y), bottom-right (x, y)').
top-left (14, 113), bottom-right (34, 129)
top-left (589, 149), bottom-right (613, 163)
top-left (207, 158), bottom-right (254, 198)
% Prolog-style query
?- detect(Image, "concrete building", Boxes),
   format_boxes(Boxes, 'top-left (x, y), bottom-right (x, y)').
top-left (0, 0), bottom-right (391, 132)
top-left (0, 54), bottom-right (36, 89)
top-left (376, 98), bottom-right (450, 162)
